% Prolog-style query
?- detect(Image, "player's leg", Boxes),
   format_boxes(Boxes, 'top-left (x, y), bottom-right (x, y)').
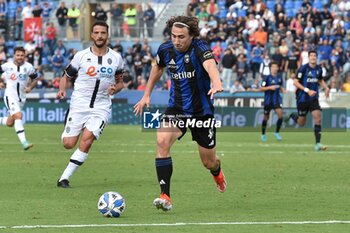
top-left (311, 109), bottom-right (327, 151)
top-left (2, 98), bottom-right (32, 150)
top-left (198, 146), bottom-right (226, 193)
top-left (261, 108), bottom-right (270, 142)
top-left (274, 107), bottom-right (283, 141)
top-left (288, 103), bottom-right (307, 127)
top-left (153, 123), bottom-right (182, 211)
top-left (191, 121), bottom-right (226, 193)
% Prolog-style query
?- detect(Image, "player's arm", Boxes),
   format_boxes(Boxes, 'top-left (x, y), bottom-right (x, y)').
top-left (203, 59), bottom-right (224, 99)
top-left (109, 70), bottom-right (124, 95)
top-left (56, 74), bottom-right (69, 99)
top-left (318, 79), bottom-right (330, 98)
top-left (294, 69), bottom-right (317, 97)
top-left (25, 69), bottom-right (40, 93)
top-left (133, 64), bottom-right (164, 115)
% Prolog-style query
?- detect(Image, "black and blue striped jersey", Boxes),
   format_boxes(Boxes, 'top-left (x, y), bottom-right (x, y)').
top-left (261, 74), bottom-right (283, 106)
top-left (156, 39), bottom-right (215, 116)
top-left (296, 64), bottom-right (325, 104)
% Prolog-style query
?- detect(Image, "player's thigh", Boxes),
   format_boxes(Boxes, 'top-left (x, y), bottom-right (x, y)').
top-left (85, 114), bottom-right (108, 140)
top-left (156, 122), bottom-right (183, 152)
top-left (5, 96), bottom-right (23, 116)
top-left (61, 111), bottom-right (87, 139)
top-left (274, 107), bottom-right (283, 118)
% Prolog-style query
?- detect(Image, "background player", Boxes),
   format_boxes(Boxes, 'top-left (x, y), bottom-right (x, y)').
top-left (134, 15), bottom-right (226, 211)
top-left (0, 47), bottom-right (39, 150)
top-left (288, 50), bottom-right (330, 151)
top-left (56, 22), bottom-right (124, 188)
top-left (257, 61), bottom-right (285, 142)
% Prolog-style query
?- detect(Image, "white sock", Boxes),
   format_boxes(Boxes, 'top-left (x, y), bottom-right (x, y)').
top-left (14, 119), bottom-right (26, 144)
top-left (59, 149), bottom-right (88, 181)
top-left (0, 117), bottom-right (7, 126)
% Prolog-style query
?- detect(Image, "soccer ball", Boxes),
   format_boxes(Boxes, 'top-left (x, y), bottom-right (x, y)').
top-left (97, 191), bottom-right (126, 217)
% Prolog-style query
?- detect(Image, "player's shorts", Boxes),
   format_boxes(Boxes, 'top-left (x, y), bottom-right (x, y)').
top-left (61, 108), bottom-right (109, 141)
top-left (162, 109), bottom-right (217, 149)
top-left (263, 103), bottom-right (282, 115)
top-left (4, 95), bottom-right (25, 115)
top-left (297, 99), bottom-right (321, 117)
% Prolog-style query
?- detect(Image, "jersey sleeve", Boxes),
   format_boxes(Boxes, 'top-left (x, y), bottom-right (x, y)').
top-left (64, 52), bottom-right (81, 79)
top-left (28, 64), bottom-right (39, 79)
top-left (321, 66), bottom-right (326, 79)
top-left (296, 65), bottom-right (304, 81)
top-left (155, 44), bottom-right (166, 67)
top-left (194, 40), bottom-right (215, 64)
top-left (261, 76), bottom-right (268, 87)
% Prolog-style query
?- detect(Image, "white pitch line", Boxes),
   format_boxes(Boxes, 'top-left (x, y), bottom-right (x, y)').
top-left (1, 220), bottom-right (350, 229)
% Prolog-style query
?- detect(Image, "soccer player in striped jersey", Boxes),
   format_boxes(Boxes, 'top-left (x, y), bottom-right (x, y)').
top-left (288, 50), bottom-right (330, 151)
top-left (56, 22), bottom-right (124, 188)
top-left (0, 47), bottom-right (39, 150)
top-left (259, 61), bottom-right (285, 142)
top-left (134, 16), bottom-right (226, 211)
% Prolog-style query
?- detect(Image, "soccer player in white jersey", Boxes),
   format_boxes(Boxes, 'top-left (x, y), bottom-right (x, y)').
top-left (56, 22), bottom-right (124, 188)
top-left (0, 47), bottom-right (39, 150)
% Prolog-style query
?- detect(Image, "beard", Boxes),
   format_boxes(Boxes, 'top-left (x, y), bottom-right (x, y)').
top-left (94, 39), bottom-right (106, 48)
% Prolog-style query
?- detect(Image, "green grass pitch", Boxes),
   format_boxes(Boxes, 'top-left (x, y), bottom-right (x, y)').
top-left (0, 124), bottom-right (349, 233)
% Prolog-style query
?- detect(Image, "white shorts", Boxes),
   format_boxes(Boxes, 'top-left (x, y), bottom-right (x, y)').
top-left (4, 95), bottom-right (25, 115)
top-left (61, 108), bottom-right (109, 140)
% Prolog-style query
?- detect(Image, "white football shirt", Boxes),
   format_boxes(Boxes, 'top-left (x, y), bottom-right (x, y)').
top-left (65, 47), bottom-right (124, 109)
top-left (1, 61), bottom-right (37, 101)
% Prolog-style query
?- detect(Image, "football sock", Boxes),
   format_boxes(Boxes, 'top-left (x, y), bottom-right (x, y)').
top-left (290, 113), bottom-right (299, 123)
top-left (314, 124), bottom-right (321, 143)
top-left (210, 162), bottom-right (221, 176)
top-left (155, 157), bottom-right (173, 197)
top-left (276, 118), bottom-right (283, 133)
top-left (262, 120), bottom-right (267, 135)
top-left (0, 117), bottom-right (7, 126)
top-left (59, 149), bottom-right (88, 182)
top-left (14, 119), bottom-right (26, 144)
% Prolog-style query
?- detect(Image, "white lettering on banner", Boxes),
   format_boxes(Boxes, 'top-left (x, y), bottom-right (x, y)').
top-left (249, 98), bottom-right (264, 107)
top-left (213, 98), bottom-right (228, 107)
top-left (331, 113), bottom-right (348, 128)
top-left (234, 98), bottom-right (244, 107)
top-left (38, 108), bottom-right (66, 122)
top-left (214, 112), bottom-right (246, 127)
top-left (161, 118), bottom-right (221, 128)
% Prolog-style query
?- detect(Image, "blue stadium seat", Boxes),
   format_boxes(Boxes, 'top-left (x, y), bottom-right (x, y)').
top-left (237, 9), bottom-right (247, 17)
top-left (294, 0), bottom-right (303, 9)
top-left (313, 0), bottom-right (324, 9)
top-left (266, 0), bottom-right (275, 12)
top-left (219, 9), bottom-right (228, 19)
top-left (286, 8), bottom-right (295, 18)
top-left (284, 0), bottom-right (294, 9)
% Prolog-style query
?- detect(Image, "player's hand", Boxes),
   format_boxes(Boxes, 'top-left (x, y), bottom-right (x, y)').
top-left (56, 90), bottom-right (66, 99)
top-left (307, 90), bottom-right (317, 97)
top-left (207, 84), bottom-right (224, 99)
top-left (108, 84), bottom-right (118, 95)
top-left (25, 87), bottom-right (32, 93)
top-left (270, 85), bottom-right (277, 90)
top-left (133, 96), bottom-right (150, 116)
top-left (324, 88), bottom-right (330, 98)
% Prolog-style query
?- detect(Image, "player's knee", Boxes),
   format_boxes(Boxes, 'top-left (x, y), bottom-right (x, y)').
top-left (79, 138), bottom-right (94, 152)
top-left (157, 137), bottom-right (171, 150)
top-left (62, 139), bottom-right (77, 149)
top-left (6, 121), bottom-right (14, 127)
top-left (202, 159), bottom-right (216, 170)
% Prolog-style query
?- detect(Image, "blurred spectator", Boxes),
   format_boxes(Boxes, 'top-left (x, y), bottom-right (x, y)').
top-left (141, 45), bottom-right (153, 79)
top-left (51, 49), bottom-right (65, 78)
top-left (136, 76), bottom-right (146, 90)
top-left (285, 49), bottom-right (300, 76)
top-left (0, 45), bottom-right (6, 62)
top-left (253, 0), bottom-right (266, 16)
top-left (45, 22), bottom-right (57, 55)
top-left (253, 25), bottom-right (268, 46)
top-left (221, 46), bottom-right (237, 90)
top-left (112, 39), bottom-right (123, 54)
top-left (136, 4), bottom-right (144, 38)
top-left (28, 49), bottom-right (42, 69)
top-left (123, 70), bottom-right (134, 89)
top-left (283, 73), bottom-right (297, 108)
top-left (67, 3), bottom-right (80, 38)
top-left (230, 80), bottom-right (245, 93)
top-left (133, 54), bottom-right (143, 78)
top-left (15, 6), bottom-right (23, 40)
top-left (94, 4), bottom-right (107, 22)
top-left (243, 13), bottom-right (259, 39)
top-left (33, 30), bottom-right (44, 56)
top-left (21, 1), bottom-right (33, 19)
top-left (124, 47), bottom-right (134, 73)
top-left (259, 54), bottom-right (271, 79)
top-left (206, 0), bottom-right (219, 16)
top-left (186, 0), bottom-right (198, 17)
top-left (289, 16), bottom-right (303, 36)
top-left (53, 40), bottom-right (67, 57)
top-left (110, 3), bottom-right (123, 37)
top-left (42, 2), bottom-right (52, 25)
top-left (235, 53), bottom-right (248, 85)
top-left (212, 41), bottom-right (223, 62)
top-left (0, 0), bottom-right (6, 30)
top-left (250, 43), bottom-right (264, 79)
top-left (144, 4), bottom-right (155, 38)
top-left (55, 1), bottom-right (68, 39)
top-left (24, 39), bottom-right (36, 54)
top-left (341, 74), bottom-right (350, 92)
top-left (125, 4), bottom-right (137, 37)
top-left (32, 4), bottom-right (43, 18)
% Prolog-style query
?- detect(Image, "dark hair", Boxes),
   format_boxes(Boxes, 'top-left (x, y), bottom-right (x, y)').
top-left (166, 15), bottom-right (200, 37)
top-left (14, 47), bottom-right (25, 54)
top-left (269, 61), bottom-right (279, 68)
top-left (91, 21), bottom-right (109, 32)
top-left (308, 50), bottom-right (317, 56)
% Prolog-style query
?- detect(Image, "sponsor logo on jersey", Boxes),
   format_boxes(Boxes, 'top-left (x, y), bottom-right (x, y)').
top-left (170, 70), bottom-right (195, 80)
top-left (86, 66), bottom-right (114, 78)
top-left (306, 77), bottom-right (318, 83)
top-left (168, 59), bottom-right (177, 69)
